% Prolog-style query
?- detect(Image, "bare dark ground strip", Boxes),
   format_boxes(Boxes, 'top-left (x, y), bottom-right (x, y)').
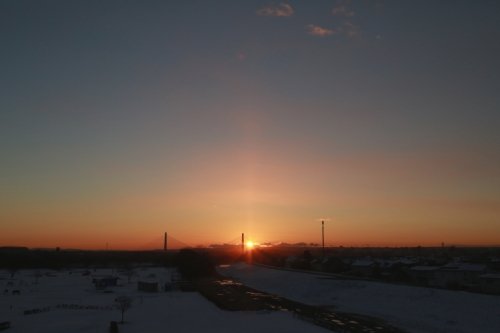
top-left (191, 277), bottom-right (406, 333)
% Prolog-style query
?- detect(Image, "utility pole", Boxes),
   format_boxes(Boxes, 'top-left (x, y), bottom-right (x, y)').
top-left (241, 233), bottom-right (245, 254)
top-left (322, 220), bottom-right (325, 257)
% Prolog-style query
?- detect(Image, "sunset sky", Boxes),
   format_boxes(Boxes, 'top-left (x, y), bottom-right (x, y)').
top-left (1, 1), bottom-right (499, 249)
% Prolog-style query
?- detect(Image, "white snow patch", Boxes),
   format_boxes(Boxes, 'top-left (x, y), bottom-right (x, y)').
top-left (219, 263), bottom-right (500, 333)
top-left (1, 267), bottom-right (331, 333)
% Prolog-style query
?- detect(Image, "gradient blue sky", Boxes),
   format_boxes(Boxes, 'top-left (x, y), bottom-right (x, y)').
top-left (1, 0), bottom-right (499, 249)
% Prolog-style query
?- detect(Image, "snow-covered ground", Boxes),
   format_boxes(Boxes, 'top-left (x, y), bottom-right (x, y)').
top-left (219, 263), bottom-right (500, 333)
top-left (0, 267), bottom-right (330, 333)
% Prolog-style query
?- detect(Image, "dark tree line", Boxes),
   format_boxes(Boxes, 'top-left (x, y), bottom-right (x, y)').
top-left (175, 249), bottom-right (215, 279)
top-left (0, 248), bottom-right (175, 270)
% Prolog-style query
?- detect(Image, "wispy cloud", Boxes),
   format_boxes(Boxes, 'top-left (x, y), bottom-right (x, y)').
top-left (257, 3), bottom-right (294, 17)
top-left (330, 0), bottom-right (360, 38)
top-left (332, 0), bottom-right (355, 17)
top-left (341, 21), bottom-right (360, 37)
top-left (306, 24), bottom-right (335, 37)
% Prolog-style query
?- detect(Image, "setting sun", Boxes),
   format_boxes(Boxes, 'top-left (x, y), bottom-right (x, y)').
top-left (246, 240), bottom-right (255, 250)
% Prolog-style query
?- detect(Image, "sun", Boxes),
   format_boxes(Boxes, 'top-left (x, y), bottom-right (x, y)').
top-left (245, 240), bottom-right (255, 250)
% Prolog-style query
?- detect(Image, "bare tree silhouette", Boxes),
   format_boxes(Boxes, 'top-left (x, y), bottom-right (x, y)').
top-left (115, 296), bottom-right (132, 323)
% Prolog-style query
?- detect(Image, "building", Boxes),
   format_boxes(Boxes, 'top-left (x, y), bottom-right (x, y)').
top-left (479, 274), bottom-right (500, 294)
top-left (349, 258), bottom-right (376, 276)
top-left (436, 263), bottom-right (487, 288)
top-left (409, 266), bottom-right (440, 286)
top-left (410, 263), bottom-right (487, 289)
top-left (92, 276), bottom-right (119, 290)
top-left (137, 281), bottom-right (158, 292)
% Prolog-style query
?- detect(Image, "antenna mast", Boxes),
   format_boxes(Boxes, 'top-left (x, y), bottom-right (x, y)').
top-left (322, 221), bottom-right (325, 256)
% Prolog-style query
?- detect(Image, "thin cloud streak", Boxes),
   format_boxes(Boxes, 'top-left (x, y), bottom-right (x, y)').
top-left (257, 3), bottom-right (294, 17)
top-left (306, 24), bottom-right (335, 37)
top-left (332, 0), bottom-right (355, 17)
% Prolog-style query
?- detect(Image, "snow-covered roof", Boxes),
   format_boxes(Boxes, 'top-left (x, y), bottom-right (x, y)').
top-left (351, 259), bottom-right (375, 267)
top-left (480, 274), bottom-right (500, 279)
top-left (397, 258), bottom-right (418, 265)
top-left (138, 280), bottom-right (158, 285)
top-left (411, 266), bottom-right (440, 271)
top-left (92, 275), bottom-right (118, 280)
top-left (377, 258), bottom-right (417, 267)
top-left (441, 263), bottom-right (486, 272)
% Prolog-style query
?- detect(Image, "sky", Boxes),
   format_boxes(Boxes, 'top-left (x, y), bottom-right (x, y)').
top-left (1, 0), bottom-right (499, 249)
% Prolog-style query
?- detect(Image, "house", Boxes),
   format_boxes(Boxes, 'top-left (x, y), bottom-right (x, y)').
top-left (349, 258), bottom-right (376, 276)
top-left (310, 258), bottom-right (323, 271)
top-left (92, 276), bottom-right (119, 290)
top-left (378, 257), bottom-right (418, 269)
top-left (137, 281), bottom-right (158, 292)
top-left (435, 263), bottom-right (486, 288)
top-left (479, 274), bottom-right (500, 294)
top-left (0, 321), bottom-right (11, 331)
top-left (410, 263), bottom-right (487, 289)
top-left (311, 257), bottom-right (348, 273)
top-left (409, 266), bottom-right (440, 286)
top-left (164, 282), bottom-right (174, 292)
top-left (284, 256), bottom-right (309, 269)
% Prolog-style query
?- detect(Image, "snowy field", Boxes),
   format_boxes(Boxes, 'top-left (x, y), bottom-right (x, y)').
top-left (0, 267), bottom-right (330, 333)
top-left (219, 263), bottom-right (500, 333)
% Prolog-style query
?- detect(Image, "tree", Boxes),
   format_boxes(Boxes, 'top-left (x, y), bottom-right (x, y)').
top-left (115, 296), bottom-right (132, 323)
top-left (8, 267), bottom-right (17, 279)
top-left (34, 270), bottom-right (43, 285)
